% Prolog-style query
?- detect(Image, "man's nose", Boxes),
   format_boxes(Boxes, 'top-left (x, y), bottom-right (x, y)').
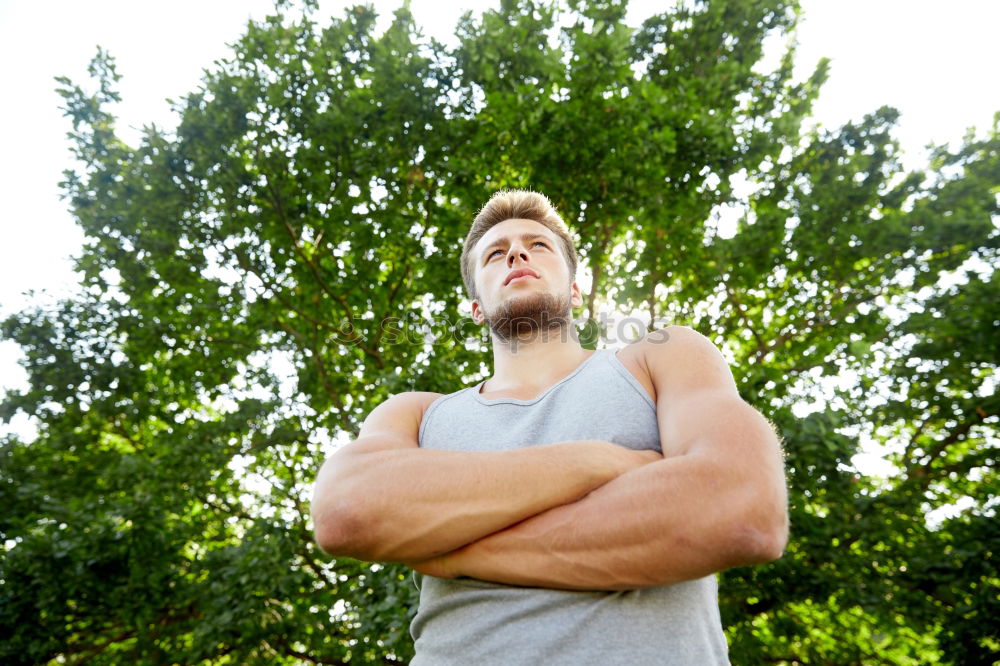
top-left (507, 244), bottom-right (529, 266)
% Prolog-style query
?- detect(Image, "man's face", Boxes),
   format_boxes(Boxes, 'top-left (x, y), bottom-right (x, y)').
top-left (470, 218), bottom-right (582, 341)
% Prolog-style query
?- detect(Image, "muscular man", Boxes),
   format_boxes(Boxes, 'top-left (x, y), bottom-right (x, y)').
top-left (311, 190), bottom-right (788, 664)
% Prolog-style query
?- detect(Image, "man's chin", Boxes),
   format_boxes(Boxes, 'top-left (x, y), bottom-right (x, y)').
top-left (483, 292), bottom-right (574, 342)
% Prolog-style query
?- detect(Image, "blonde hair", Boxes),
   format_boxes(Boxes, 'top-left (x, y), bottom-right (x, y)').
top-left (461, 190), bottom-right (578, 299)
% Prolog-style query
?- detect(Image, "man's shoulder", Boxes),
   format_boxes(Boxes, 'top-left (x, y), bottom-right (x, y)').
top-left (620, 326), bottom-right (735, 398)
top-left (384, 390), bottom-right (445, 412)
top-left (635, 324), bottom-right (711, 350)
top-left (357, 391), bottom-right (446, 441)
top-left (619, 325), bottom-right (714, 367)
top-left (367, 391), bottom-right (445, 424)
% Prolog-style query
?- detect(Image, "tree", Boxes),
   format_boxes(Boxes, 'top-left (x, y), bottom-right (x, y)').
top-left (2, 1), bottom-right (996, 663)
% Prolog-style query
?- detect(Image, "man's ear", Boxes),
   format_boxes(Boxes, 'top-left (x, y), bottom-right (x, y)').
top-left (570, 281), bottom-right (583, 309)
top-left (471, 299), bottom-right (485, 325)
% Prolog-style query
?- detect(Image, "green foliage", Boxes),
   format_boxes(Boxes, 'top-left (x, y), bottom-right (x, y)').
top-left (2, 1), bottom-right (997, 663)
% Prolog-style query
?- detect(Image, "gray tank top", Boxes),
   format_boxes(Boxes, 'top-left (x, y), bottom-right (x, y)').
top-left (411, 348), bottom-right (729, 665)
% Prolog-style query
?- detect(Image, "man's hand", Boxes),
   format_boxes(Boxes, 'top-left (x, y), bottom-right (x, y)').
top-left (407, 554), bottom-right (460, 579)
top-left (620, 449), bottom-right (664, 466)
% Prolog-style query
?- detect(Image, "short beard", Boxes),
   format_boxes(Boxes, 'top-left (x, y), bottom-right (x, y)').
top-left (482, 290), bottom-right (575, 345)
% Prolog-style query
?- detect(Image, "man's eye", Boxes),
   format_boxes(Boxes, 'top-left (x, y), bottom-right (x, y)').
top-left (533, 241), bottom-right (548, 248)
top-left (488, 249), bottom-right (503, 259)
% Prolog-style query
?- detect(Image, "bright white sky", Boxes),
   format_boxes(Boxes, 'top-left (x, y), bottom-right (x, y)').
top-left (0, 0), bottom-right (997, 405)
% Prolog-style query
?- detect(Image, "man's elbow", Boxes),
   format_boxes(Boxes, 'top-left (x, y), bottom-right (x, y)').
top-left (736, 511), bottom-right (788, 564)
top-left (311, 498), bottom-right (368, 558)
top-left (751, 523), bottom-right (788, 563)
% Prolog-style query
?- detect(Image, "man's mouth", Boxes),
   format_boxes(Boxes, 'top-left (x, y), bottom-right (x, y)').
top-left (504, 268), bottom-right (540, 285)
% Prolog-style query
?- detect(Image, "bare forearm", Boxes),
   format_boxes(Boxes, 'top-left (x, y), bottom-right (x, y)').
top-left (312, 440), bottom-right (655, 562)
top-left (415, 450), bottom-right (787, 590)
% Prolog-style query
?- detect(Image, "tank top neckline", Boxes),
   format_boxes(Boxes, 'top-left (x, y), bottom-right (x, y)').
top-left (471, 348), bottom-right (608, 406)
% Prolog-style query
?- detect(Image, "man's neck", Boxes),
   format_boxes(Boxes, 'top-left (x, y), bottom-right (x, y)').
top-left (484, 327), bottom-right (591, 394)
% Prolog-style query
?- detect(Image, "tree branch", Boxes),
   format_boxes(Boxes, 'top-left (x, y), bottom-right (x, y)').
top-left (724, 281), bottom-right (767, 356)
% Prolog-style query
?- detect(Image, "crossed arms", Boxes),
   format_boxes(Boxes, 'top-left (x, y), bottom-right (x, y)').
top-left (310, 327), bottom-right (788, 591)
